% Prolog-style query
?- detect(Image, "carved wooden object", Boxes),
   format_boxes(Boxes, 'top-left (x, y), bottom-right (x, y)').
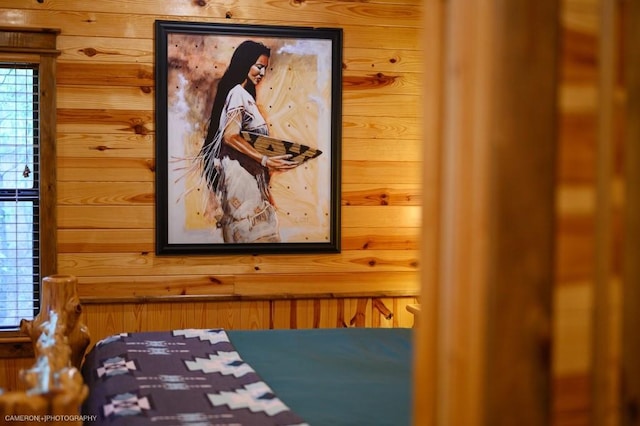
top-left (21, 275), bottom-right (91, 369)
top-left (0, 275), bottom-right (90, 424)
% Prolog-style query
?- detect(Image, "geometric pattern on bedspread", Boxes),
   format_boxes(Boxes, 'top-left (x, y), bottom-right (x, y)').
top-left (81, 329), bottom-right (309, 425)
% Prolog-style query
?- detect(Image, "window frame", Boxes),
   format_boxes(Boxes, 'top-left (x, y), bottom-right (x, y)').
top-left (0, 27), bottom-right (59, 348)
top-left (0, 62), bottom-right (41, 330)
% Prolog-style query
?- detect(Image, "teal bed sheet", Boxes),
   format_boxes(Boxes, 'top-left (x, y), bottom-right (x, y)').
top-left (228, 328), bottom-right (413, 426)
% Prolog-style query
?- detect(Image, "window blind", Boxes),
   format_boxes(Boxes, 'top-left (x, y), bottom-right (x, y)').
top-left (0, 63), bottom-right (40, 329)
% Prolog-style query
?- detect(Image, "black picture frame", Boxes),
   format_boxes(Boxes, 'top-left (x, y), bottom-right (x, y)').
top-left (155, 20), bottom-right (342, 255)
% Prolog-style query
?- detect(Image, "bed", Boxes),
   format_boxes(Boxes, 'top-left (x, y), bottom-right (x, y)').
top-left (0, 276), bottom-right (413, 426)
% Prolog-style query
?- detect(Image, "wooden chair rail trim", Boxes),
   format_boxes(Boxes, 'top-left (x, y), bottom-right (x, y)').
top-left (79, 290), bottom-right (420, 304)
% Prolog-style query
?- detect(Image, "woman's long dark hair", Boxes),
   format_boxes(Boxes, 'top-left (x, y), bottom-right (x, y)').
top-left (199, 41), bottom-right (271, 189)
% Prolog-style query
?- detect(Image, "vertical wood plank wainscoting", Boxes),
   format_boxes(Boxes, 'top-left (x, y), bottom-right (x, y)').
top-left (80, 297), bottom-right (419, 343)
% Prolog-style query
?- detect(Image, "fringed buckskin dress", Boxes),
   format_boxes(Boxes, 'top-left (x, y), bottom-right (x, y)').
top-left (200, 83), bottom-right (280, 243)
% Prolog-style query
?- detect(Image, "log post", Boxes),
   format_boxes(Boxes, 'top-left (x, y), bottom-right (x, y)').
top-left (20, 275), bottom-right (90, 370)
top-left (0, 275), bottom-right (90, 423)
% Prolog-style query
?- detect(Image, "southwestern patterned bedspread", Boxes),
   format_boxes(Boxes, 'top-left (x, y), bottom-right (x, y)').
top-left (81, 329), bottom-right (308, 426)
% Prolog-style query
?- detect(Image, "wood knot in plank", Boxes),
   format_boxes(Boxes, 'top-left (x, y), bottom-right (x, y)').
top-left (193, 0), bottom-right (207, 6)
top-left (353, 257), bottom-right (381, 267)
top-left (140, 86), bottom-right (152, 94)
top-left (130, 122), bottom-right (150, 135)
top-left (80, 47), bottom-right (98, 57)
top-left (343, 73), bottom-right (397, 89)
top-left (225, 11), bottom-right (233, 18)
top-left (138, 69), bottom-right (153, 80)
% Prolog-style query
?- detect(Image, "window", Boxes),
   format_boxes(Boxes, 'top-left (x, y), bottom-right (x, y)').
top-left (0, 64), bottom-right (40, 329)
top-left (0, 28), bottom-right (58, 333)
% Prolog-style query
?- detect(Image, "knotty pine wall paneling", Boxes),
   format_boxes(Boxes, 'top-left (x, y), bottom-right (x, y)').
top-left (0, 1), bottom-right (423, 340)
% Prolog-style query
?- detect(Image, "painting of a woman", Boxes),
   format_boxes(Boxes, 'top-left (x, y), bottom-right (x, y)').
top-left (158, 23), bottom-right (341, 254)
top-left (198, 40), bottom-right (300, 243)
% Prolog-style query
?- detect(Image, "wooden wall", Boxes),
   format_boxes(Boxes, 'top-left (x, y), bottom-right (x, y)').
top-left (0, 0), bottom-right (422, 333)
top-left (0, 1), bottom-right (627, 425)
top-left (0, 0), bottom-right (422, 388)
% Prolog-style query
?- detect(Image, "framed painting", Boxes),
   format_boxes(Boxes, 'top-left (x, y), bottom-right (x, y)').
top-left (155, 20), bottom-right (342, 255)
